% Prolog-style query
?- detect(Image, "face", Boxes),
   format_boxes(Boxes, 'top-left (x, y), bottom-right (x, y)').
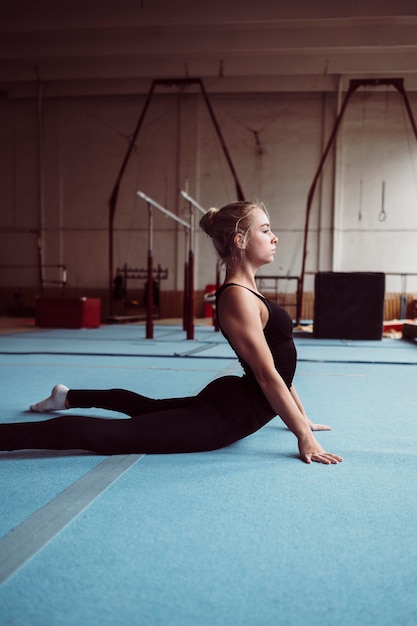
top-left (240, 208), bottom-right (278, 267)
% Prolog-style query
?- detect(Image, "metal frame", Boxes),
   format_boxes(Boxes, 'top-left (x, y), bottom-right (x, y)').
top-left (297, 77), bottom-right (417, 325)
top-left (108, 77), bottom-right (244, 318)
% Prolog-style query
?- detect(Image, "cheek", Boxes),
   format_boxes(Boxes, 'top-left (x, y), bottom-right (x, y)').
top-left (246, 239), bottom-right (267, 257)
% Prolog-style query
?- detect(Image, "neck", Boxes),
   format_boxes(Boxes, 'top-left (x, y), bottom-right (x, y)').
top-left (224, 268), bottom-right (258, 291)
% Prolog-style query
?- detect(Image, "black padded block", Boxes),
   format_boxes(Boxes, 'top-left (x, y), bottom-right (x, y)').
top-left (313, 272), bottom-right (385, 339)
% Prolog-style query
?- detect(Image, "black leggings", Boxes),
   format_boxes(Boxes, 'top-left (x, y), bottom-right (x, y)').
top-left (1, 377), bottom-right (275, 455)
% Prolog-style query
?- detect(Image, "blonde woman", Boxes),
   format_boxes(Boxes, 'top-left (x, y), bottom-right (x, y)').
top-left (2, 201), bottom-right (341, 465)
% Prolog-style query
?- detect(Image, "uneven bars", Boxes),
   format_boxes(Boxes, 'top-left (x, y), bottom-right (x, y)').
top-left (136, 191), bottom-right (190, 229)
top-left (180, 190), bottom-right (207, 215)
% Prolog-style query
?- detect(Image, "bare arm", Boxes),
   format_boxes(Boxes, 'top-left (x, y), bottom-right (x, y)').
top-left (217, 287), bottom-right (342, 464)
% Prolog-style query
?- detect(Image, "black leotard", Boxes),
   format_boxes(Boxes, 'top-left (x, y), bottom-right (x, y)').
top-left (216, 283), bottom-right (297, 389)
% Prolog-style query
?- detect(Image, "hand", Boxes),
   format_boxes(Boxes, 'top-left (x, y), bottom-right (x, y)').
top-left (309, 422), bottom-right (332, 432)
top-left (298, 434), bottom-right (343, 465)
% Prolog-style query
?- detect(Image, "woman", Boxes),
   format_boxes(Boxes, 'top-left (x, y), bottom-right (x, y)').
top-left (1, 201), bottom-right (342, 464)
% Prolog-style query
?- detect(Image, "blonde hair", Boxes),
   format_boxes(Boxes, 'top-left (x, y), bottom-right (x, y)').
top-left (200, 200), bottom-right (268, 268)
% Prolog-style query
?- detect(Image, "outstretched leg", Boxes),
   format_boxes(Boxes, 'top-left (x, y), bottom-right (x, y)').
top-left (67, 388), bottom-right (195, 418)
top-left (5, 376), bottom-right (270, 455)
top-left (2, 400), bottom-right (237, 455)
top-left (30, 386), bottom-right (194, 418)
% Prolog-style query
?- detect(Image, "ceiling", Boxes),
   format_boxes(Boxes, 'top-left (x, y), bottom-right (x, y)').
top-left (1, 0), bottom-right (417, 98)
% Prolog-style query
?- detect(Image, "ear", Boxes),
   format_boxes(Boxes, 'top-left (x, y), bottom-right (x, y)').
top-left (233, 233), bottom-right (246, 250)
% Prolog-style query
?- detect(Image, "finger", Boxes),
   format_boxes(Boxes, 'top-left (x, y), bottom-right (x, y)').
top-left (325, 453), bottom-right (343, 462)
top-left (322, 454), bottom-right (343, 464)
top-left (313, 455), bottom-right (332, 464)
top-left (311, 452), bottom-right (343, 464)
top-left (301, 451), bottom-right (343, 464)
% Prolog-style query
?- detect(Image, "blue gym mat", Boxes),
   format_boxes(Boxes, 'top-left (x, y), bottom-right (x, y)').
top-left (1, 324), bottom-right (416, 625)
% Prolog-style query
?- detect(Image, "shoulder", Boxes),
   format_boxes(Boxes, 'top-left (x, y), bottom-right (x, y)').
top-left (217, 284), bottom-right (264, 329)
top-left (218, 283), bottom-right (258, 308)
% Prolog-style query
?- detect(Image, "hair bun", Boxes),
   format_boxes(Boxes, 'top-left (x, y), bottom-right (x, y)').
top-left (199, 208), bottom-right (219, 237)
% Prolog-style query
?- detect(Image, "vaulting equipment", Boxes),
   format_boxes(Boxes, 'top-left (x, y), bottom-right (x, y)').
top-left (313, 272), bottom-right (385, 339)
top-left (136, 191), bottom-right (191, 339)
top-left (297, 78), bottom-right (417, 326)
top-left (108, 78), bottom-right (244, 319)
top-left (35, 297), bottom-right (100, 329)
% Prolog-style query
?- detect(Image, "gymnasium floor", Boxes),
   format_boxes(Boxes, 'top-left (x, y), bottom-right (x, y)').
top-left (1, 319), bottom-right (417, 626)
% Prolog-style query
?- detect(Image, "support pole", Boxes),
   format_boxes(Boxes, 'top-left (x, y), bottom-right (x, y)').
top-left (183, 253), bottom-right (189, 332)
top-left (214, 260), bottom-right (222, 332)
top-left (187, 249), bottom-right (195, 340)
top-left (146, 202), bottom-right (154, 339)
top-left (186, 202), bottom-right (195, 340)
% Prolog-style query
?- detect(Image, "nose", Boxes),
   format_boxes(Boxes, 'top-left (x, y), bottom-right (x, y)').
top-left (272, 232), bottom-right (278, 243)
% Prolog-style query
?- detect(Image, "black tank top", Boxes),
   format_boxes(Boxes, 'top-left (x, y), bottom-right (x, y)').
top-left (216, 283), bottom-right (297, 390)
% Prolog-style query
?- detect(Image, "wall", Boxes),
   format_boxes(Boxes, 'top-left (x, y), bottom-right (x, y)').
top-left (1, 85), bottom-right (417, 317)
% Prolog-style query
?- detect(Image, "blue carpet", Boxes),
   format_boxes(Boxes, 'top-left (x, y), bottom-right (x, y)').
top-left (0, 326), bottom-right (417, 625)
top-left (0, 325), bottom-right (232, 358)
top-left (296, 337), bottom-right (417, 364)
